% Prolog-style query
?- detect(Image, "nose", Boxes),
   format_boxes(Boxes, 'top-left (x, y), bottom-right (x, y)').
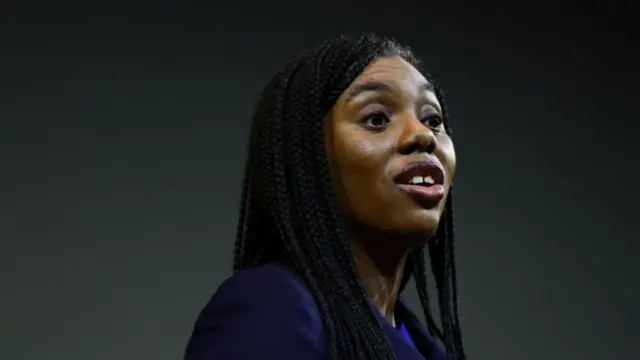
top-left (397, 116), bottom-right (437, 155)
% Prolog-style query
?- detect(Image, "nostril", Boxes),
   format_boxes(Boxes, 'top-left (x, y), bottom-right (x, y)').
top-left (398, 136), bottom-right (436, 155)
top-left (398, 141), bottom-right (416, 155)
top-left (424, 140), bottom-right (436, 154)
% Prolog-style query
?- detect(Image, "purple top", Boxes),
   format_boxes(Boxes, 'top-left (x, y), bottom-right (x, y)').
top-left (397, 319), bottom-right (417, 349)
top-left (185, 262), bottom-right (445, 360)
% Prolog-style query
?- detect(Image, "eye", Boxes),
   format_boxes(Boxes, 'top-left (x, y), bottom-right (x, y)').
top-left (422, 114), bottom-right (444, 131)
top-left (362, 112), bottom-right (390, 131)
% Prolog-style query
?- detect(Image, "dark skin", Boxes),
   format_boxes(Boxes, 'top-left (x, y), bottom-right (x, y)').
top-left (325, 56), bottom-right (456, 325)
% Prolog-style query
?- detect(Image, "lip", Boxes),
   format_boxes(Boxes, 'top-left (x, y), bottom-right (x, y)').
top-left (393, 161), bottom-right (446, 207)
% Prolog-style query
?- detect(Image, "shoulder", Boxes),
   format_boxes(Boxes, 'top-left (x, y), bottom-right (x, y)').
top-left (207, 262), bottom-right (318, 310)
top-left (184, 262), bottom-right (325, 360)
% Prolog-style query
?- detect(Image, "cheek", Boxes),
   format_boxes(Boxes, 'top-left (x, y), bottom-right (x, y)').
top-left (438, 138), bottom-right (456, 185)
top-left (332, 128), bottom-right (395, 206)
top-left (334, 128), bottom-right (393, 170)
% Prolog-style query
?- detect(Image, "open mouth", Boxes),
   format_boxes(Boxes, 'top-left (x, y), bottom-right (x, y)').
top-left (393, 161), bottom-right (446, 206)
top-left (393, 161), bottom-right (445, 187)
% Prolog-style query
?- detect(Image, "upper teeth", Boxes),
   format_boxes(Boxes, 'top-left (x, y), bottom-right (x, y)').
top-left (409, 175), bottom-right (435, 185)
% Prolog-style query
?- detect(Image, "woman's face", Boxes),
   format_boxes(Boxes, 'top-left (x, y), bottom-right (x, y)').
top-left (326, 56), bottom-right (456, 243)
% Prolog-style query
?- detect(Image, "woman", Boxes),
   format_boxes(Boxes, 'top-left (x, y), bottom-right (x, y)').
top-left (184, 33), bottom-right (465, 360)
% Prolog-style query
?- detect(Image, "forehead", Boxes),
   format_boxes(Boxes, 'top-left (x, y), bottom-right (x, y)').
top-left (355, 56), bottom-right (426, 85)
top-left (356, 56), bottom-right (426, 82)
top-left (340, 56), bottom-right (440, 109)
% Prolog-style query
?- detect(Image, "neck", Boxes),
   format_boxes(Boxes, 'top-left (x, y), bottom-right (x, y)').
top-left (351, 239), bottom-right (409, 325)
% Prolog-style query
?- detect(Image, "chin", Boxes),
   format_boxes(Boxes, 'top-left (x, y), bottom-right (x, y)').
top-left (381, 207), bottom-right (442, 243)
top-left (407, 208), bottom-right (441, 236)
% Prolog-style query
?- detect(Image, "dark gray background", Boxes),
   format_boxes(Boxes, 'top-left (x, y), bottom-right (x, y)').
top-left (2, 2), bottom-right (638, 359)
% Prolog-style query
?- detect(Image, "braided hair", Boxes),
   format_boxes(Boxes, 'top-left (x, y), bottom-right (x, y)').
top-left (232, 33), bottom-right (465, 360)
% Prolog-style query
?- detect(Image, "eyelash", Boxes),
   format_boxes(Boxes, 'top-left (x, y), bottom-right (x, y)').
top-left (361, 112), bottom-right (444, 132)
top-left (423, 115), bottom-right (444, 130)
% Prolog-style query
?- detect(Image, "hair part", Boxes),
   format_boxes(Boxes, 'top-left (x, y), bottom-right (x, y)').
top-left (233, 32), bottom-right (465, 360)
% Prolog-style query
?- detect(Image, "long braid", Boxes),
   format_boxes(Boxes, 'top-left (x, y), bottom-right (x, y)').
top-left (427, 82), bottom-right (466, 359)
top-left (286, 41), bottom-right (392, 359)
top-left (436, 85), bottom-right (465, 352)
top-left (410, 247), bottom-right (445, 340)
top-left (233, 33), bottom-right (466, 360)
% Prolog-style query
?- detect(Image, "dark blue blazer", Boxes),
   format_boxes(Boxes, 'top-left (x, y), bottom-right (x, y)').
top-left (184, 262), bottom-right (445, 360)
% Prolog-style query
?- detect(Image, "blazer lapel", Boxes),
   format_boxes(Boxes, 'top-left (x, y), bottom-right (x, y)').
top-left (395, 299), bottom-right (446, 360)
top-left (379, 313), bottom-right (426, 360)
top-left (368, 298), bottom-right (446, 359)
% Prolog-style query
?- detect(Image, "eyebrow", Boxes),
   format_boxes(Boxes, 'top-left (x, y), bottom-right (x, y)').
top-left (344, 81), bottom-right (435, 104)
